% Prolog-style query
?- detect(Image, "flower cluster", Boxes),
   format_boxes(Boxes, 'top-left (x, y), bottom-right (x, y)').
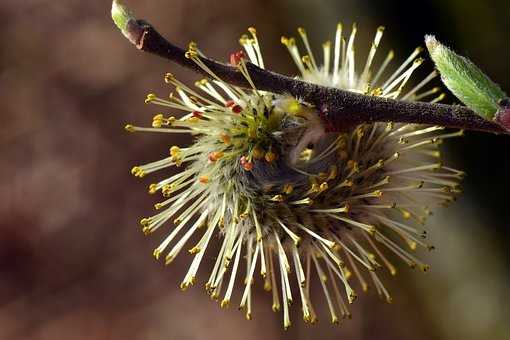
top-left (126, 24), bottom-right (462, 328)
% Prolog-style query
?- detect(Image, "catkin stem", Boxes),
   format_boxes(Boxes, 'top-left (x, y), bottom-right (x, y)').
top-left (122, 18), bottom-right (507, 134)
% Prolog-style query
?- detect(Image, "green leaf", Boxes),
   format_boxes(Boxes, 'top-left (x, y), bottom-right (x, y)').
top-left (425, 35), bottom-right (506, 119)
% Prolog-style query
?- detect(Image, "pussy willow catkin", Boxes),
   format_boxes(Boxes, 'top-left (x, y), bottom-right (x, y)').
top-left (126, 24), bottom-right (462, 328)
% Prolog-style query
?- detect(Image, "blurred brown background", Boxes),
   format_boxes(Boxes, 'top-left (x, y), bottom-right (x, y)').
top-left (1, 0), bottom-right (509, 339)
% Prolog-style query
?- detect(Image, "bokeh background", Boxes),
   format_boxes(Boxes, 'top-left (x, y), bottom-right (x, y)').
top-left (1, 0), bottom-right (509, 339)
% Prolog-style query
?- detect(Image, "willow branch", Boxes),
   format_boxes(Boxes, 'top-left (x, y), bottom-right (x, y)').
top-left (122, 18), bottom-right (507, 134)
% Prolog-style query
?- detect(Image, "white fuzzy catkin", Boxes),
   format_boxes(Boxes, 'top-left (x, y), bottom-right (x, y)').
top-left (126, 24), bottom-right (462, 328)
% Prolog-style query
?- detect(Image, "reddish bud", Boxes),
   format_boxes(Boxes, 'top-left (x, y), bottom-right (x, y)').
top-left (240, 156), bottom-right (253, 171)
top-left (232, 105), bottom-right (243, 114)
top-left (225, 100), bottom-right (242, 113)
top-left (230, 50), bottom-right (246, 66)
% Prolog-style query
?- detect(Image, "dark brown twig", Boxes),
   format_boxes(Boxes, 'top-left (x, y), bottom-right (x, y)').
top-left (124, 19), bottom-right (507, 134)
